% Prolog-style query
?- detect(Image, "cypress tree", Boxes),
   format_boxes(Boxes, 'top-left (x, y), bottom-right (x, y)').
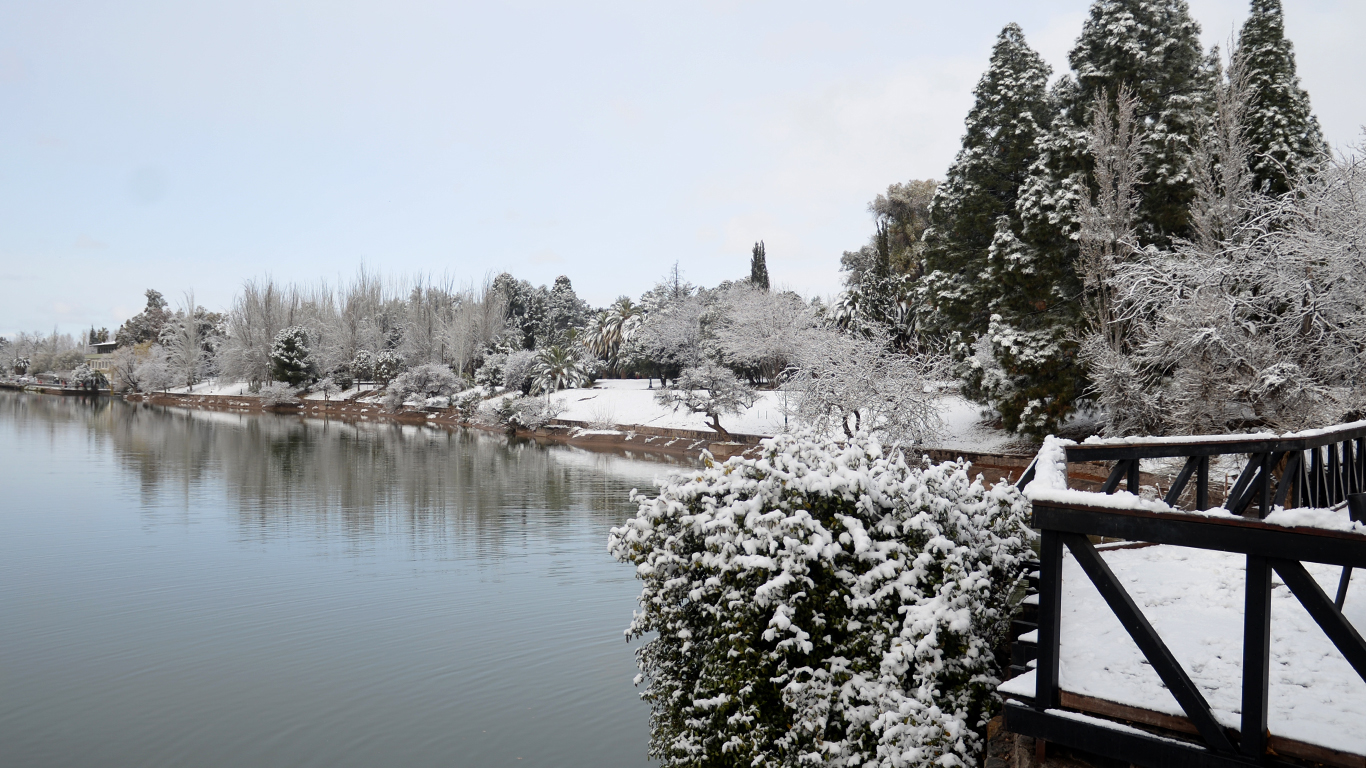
top-left (961, 0), bottom-right (1210, 437)
top-left (749, 241), bottom-right (769, 291)
top-left (1021, 0), bottom-right (1208, 250)
top-left (1235, 0), bottom-right (1326, 196)
top-left (921, 23), bottom-right (1054, 340)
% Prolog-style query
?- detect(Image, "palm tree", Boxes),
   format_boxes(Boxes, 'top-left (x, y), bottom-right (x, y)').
top-left (532, 345), bottom-right (590, 394)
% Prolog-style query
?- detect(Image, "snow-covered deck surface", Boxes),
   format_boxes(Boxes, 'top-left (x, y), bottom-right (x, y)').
top-left (1000, 544), bottom-right (1366, 756)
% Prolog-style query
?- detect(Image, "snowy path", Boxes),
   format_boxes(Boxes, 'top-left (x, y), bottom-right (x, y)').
top-left (1001, 544), bottom-right (1366, 756)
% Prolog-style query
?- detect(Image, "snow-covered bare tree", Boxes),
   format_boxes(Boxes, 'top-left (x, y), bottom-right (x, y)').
top-left (134, 345), bottom-right (174, 393)
top-left (627, 294), bottom-right (706, 386)
top-left (654, 360), bottom-right (757, 438)
top-left (712, 287), bottom-right (814, 384)
top-left (442, 278), bottom-right (508, 377)
top-left (786, 327), bottom-right (946, 449)
top-left (1096, 144), bottom-right (1366, 434)
top-left (163, 291), bottom-right (205, 391)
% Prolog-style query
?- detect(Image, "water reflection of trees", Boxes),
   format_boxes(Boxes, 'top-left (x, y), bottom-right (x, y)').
top-left (1, 392), bottom-right (687, 549)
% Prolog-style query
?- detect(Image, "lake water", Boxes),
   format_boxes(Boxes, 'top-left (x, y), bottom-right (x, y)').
top-left (0, 392), bottom-right (684, 767)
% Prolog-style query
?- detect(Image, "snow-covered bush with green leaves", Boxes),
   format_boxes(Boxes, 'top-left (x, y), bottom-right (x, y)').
top-left (609, 431), bottom-right (1033, 768)
top-left (492, 395), bottom-right (564, 431)
top-left (383, 363), bottom-right (462, 411)
top-left (258, 382), bottom-right (299, 407)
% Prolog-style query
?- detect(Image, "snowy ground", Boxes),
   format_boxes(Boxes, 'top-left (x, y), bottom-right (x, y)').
top-left (163, 380), bottom-right (254, 396)
top-left (155, 377), bottom-right (1025, 453)
top-left (1000, 544), bottom-right (1366, 756)
top-left (538, 379), bottom-right (1022, 452)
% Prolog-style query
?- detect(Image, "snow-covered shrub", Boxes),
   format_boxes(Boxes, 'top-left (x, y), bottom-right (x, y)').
top-left (502, 350), bottom-right (537, 394)
top-left (373, 349), bottom-right (403, 386)
top-left (383, 363), bottom-right (462, 411)
top-left (314, 376), bottom-right (339, 401)
top-left (476, 352), bottom-right (507, 389)
top-left (452, 389), bottom-right (485, 421)
top-left (609, 431), bottom-right (1034, 768)
top-left (495, 395), bottom-right (564, 431)
top-left (586, 400), bottom-right (617, 430)
top-left (258, 382), bottom-right (299, 407)
top-left (71, 363), bottom-right (107, 390)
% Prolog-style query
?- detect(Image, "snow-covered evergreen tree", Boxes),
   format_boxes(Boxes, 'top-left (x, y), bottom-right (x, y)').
top-left (1235, 0), bottom-right (1326, 196)
top-left (920, 23), bottom-right (1054, 340)
top-left (957, 0), bottom-right (1208, 437)
top-left (115, 289), bottom-right (171, 348)
top-left (270, 326), bottom-right (315, 386)
top-left (542, 276), bottom-right (590, 347)
top-left (749, 241), bottom-right (770, 291)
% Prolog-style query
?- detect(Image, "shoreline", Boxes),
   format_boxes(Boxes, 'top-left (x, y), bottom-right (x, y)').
top-left (25, 387), bottom-right (1036, 479)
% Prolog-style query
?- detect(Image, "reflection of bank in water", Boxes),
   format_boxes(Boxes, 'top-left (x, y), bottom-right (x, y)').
top-left (0, 390), bottom-right (688, 547)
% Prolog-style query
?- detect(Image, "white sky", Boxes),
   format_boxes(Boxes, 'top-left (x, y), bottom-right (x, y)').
top-left (2, 0), bottom-right (1362, 338)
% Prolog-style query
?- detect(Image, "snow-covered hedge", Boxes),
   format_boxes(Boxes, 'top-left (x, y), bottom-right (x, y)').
top-left (609, 432), bottom-right (1034, 768)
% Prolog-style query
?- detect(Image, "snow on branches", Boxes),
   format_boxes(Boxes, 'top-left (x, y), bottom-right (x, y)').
top-left (786, 327), bottom-right (947, 449)
top-left (654, 360), bottom-right (757, 438)
top-left (1095, 145), bottom-right (1366, 434)
top-left (609, 431), bottom-right (1034, 768)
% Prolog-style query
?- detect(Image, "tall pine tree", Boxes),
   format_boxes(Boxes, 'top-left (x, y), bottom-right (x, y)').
top-left (961, 0), bottom-right (1210, 437)
top-left (749, 241), bottom-right (769, 291)
top-left (1021, 0), bottom-right (1208, 251)
top-left (920, 23), bottom-right (1054, 341)
top-left (1235, 0), bottom-right (1326, 196)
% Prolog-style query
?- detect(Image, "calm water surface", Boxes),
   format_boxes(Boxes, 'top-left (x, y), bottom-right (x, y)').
top-left (0, 392), bottom-right (683, 767)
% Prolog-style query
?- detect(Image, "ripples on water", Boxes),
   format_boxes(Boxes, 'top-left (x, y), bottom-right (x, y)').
top-left (0, 392), bottom-right (686, 767)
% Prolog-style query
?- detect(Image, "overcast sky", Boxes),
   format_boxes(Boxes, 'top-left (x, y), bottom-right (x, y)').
top-left (2, 0), bottom-right (1362, 338)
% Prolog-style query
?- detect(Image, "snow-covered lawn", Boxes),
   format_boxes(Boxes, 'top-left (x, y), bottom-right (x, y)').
top-left (1000, 544), bottom-right (1366, 756)
top-left (153, 377), bottom-right (1025, 453)
top-left (544, 379), bottom-right (1021, 452)
top-left (163, 380), bottom-right (253, 396)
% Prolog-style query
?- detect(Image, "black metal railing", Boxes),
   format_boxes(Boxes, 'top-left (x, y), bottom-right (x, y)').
top-left (1004, 422), bottom-right (1366, 768)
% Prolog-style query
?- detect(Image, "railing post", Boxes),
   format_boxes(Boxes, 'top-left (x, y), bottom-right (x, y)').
top-left (1127, 459), bottom-right (1141, 494)
top-left (1197, 456), bottom-right (1210, 511)
top-left (1035, 529), bottom-right (1063, 711)
top-left (1242, 555), bottom-right (1272, 759)
top-left (1330, 443), bottom-right (1343, 505)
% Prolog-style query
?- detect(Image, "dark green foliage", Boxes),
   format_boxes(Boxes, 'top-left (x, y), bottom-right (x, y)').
top-left (1061, 0), bottom-right (1208, 246)
top-left (870, 180), bottom-right (936, 277)
top-left (1235, 0), bottom-right (1326, 196)
top-left (921, 23), bottom-right (1054, 340)
top-left (544, 276), bottom-right (590, 347)
top-left (954, 0), bottom-right (1208, 436)
top-left (749, 241), bottom-right (770, 291)
top-left (114, 289), bottom-right (170, 348)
